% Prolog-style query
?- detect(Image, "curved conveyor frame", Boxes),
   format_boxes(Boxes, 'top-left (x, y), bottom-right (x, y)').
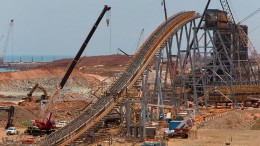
top-left (44, 11), bottom-right (200, 146)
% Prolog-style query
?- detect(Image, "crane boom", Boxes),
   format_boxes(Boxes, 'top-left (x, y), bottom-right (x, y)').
top-left (237, 25), bottom-right (260, 68)
top-left (118, 48), bottom-right (130, 57)
top-left (219, 0), bottom-right (236, 24)
top-left (40, 5), bottom-right (111, 118)
top-left (60, 5), bottom-right (111, 89)
top-left (27, 83), bottom-right (48, 99)
top-left (219, 1), bottom-right (260, 69)
top-left (136, 28), bottom-right (144, 51)
top-left (219, 0), bottom-right (237, 49)
top-left (0, 20), bottom-right (14, 63)
top-left (161, 0), bottom-right (168, 20)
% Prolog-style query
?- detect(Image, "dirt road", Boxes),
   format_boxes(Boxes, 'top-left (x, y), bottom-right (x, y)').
top-left (88, 129), bottom-right (260, 146)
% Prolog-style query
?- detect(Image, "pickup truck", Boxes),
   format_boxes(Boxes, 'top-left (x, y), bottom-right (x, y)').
top-left (6, 127), bottom-right (18, 135)
top-left (56, 121), bottom-right (68, 128)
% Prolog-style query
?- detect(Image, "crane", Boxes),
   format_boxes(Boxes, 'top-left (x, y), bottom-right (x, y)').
top-left (237, 7), bottom-right (260, 67)
top-left (219, 0), bottom-right (238, 56)
top-left (219, 0), bottom-right (236, 24)
top-left (118, 48), bottom-right (131, 57)
top-left (118, 28), bottom-right (144, 57)
top-left (28, 5), bottom-right (111, 134)
top-left (59, 5), bottom-right (111, 89)
top-left (136, 28), bottom-right (144, 51)
top-left (0, 19), bottom-right (14, 63)
top-left (26, 83), bottom-right (48, 101)
top-left (237, 25), bottom-right (260, 68)
top-left (219, 1), bottom-right (260, 68)
top-left (37, 5), bottom-right (111, 125)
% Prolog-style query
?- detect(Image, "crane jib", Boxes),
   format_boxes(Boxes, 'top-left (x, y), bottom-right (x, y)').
top-left (59, 5), bottom-right (111, 89)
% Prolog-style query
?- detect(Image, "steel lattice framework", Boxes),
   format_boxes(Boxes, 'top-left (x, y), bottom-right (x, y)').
top-left (43, 9), bottom-right (260, 145)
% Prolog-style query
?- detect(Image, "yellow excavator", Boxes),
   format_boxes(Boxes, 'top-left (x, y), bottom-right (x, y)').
top-left (26, 83), bottom-right (48, 102)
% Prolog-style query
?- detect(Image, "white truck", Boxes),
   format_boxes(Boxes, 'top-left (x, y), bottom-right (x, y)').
top-left (6, 127), bottom-right (18, 135)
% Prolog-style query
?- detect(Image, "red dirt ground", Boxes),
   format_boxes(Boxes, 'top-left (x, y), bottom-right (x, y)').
top-left (0, 54), bottom-right (130, 129)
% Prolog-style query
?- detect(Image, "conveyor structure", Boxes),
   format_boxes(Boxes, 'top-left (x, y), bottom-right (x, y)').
top-left (44, 11), bottom-right (200, 145)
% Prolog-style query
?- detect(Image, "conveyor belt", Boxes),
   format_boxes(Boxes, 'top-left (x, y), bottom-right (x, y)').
top-left (44, 11), bottom-right (199, 146)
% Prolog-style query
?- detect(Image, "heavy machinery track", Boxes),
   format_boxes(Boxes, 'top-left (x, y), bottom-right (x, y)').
top-left (44, 11), bottom-right (200, 145)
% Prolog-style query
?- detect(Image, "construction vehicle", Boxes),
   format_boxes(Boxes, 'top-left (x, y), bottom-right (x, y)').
top-left (56, 120), bottom-right (68, 128)
top-left (33, 112), bottom-right (55, 130)
top-left (0, 106), bottom-right (14, 129)
top-left (24, 125), bottom-right (53, 136)
top-left (6, 127), bottom-right (18, 135)
top-left (25, 83), bottom-right (48, 102)
top-left (41, 4), bottom-right (111, 116)
top-left (26, 5), bottom-right (111, 136)
top-left (24, 126), bottom-right (43, 136)
top-left (171, 118), bottom-right (192, 139)
top-left (247, 97), bottom-right (260, 108)
top-left (25, 113), bottom-right (55, 136)
top-left (164, 116), bottom-right (192, 139)
top-left (164, 109), bottom-right (195, 139)
top-left (252, 102), bottom-right (260, 108)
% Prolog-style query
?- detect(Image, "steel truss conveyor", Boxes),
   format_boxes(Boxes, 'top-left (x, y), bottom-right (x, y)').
top-left (44, 11), bottom-right (199, 145)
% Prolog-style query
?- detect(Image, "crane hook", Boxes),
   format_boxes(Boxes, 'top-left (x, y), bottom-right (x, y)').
top-left (106, 8), bottom-right (111, 27)
top-left (106, 19), bottom-right (110, 26)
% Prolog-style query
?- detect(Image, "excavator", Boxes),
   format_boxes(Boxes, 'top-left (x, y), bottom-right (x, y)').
top-left (0, 106), bottom-right (14, 129)
top-left (25, 83), bottom-right (48, 102)
top-left (25, 5), bottom-right (111, 136)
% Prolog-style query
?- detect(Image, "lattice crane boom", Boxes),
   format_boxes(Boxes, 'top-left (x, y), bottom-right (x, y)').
top-left (220, 1), bottom-right (260, 69)
top-left (219, 0), bottom-right (236, 24)
top-left (237, 25), bottom-right (260, 68)
top-left (0, 19), bottom-right (14, 63)
top-left (136, 28), bottom-right (144, 51)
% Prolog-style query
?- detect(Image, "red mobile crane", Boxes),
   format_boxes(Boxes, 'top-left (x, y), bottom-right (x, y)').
top-left (33, 113), bottom-right (55, 130)
top-left (25, 112), bottom-right (55, 136)
top-left (26, 5), bottom-right (111, 135)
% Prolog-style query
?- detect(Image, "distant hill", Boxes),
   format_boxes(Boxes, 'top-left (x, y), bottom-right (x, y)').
top-left (42, 54), bottom-right (131, 69)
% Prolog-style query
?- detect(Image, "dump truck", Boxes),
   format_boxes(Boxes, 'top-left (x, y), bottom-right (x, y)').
top-left (164, 116), bottom-right (192, 139)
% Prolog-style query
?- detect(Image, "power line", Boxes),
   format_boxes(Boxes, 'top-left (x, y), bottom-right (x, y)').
top-left (238, 7), bottom-right (260, 24)
top-left (249, 24), bottom-right (260, 34)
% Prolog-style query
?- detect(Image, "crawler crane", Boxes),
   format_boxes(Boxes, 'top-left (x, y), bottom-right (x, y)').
top-left (27, 5), bottom-right (111, 136)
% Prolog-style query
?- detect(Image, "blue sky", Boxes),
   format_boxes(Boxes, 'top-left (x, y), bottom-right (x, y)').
top-left (0, 0), bottom-right (260, 56)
